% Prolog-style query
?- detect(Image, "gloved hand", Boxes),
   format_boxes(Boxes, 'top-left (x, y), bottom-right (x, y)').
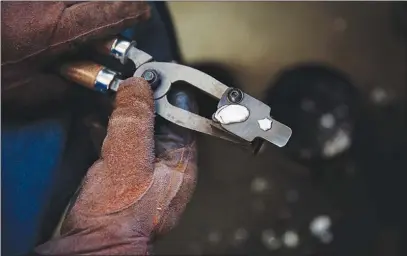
top-left (2, 2), bottom-right (198, 255)
top-left (35, 78), bottom-right (198, 255)
top-left (1, 1), bottom-right (150, 112)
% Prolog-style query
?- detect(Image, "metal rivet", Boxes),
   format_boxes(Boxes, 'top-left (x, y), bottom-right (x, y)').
top-left (227, 88), bottom-right (244, 103)
top-left (142, 69), bottom-right (160, 89)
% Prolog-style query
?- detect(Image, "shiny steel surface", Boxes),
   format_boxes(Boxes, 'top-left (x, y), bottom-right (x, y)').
top-left (94, 68), bottom-right (117, 92)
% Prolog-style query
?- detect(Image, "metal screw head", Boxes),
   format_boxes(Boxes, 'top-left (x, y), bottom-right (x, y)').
top-left (142, 69), bottom-right (160, 89)
top-left (227, 88), bottom-right (244, 103)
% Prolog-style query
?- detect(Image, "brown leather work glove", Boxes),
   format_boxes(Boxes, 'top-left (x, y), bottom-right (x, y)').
top-left (3, 2), bottom-right (198, 254)
top-left (35, 77), bottom-right (198, 255)
top-left (1, 1), bottom-right (150, 112)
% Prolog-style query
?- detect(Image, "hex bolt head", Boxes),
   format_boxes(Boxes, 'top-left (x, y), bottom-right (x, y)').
top-left (227, 88), bottom-right (244, 103)
top-left (142, 69), bottom-right (160, 90)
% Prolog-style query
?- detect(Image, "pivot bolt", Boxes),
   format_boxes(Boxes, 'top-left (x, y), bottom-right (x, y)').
top-left (227, 88), bottom-right (244, 103)
top-left (142, 69), bottom-right (160, 89)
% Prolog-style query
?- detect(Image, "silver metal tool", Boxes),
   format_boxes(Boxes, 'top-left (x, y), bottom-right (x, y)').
top-left (59, 37), bottom-right (292, 151)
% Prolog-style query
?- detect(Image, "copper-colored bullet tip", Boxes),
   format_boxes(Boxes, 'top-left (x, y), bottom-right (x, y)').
top-left (59, 61), bottom-right (105, 89)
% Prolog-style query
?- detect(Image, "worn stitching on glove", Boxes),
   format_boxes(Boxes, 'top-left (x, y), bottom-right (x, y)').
top-left (154, 144), bottom-right (195, 232)
top-left (152, 147), bottom-right (188, 227)
top-left (67, 144), bottom-right (195, 218)
top-left (156, 141), bottom-right (196, 165)
top-left (153, 151), bottom-right (187, 230)
top-left (47, 4), bottom-right (67, 56)
top-left (3, 76), bottom-right (34, 90)
top-left (1, 8), bottom-right (150, 66)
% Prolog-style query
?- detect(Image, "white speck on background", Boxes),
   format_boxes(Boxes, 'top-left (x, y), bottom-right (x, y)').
top-left (320, 113), bottom-right (336, 129)
top-left (310, 215), bottom-right (332, 237)
top-left (233, 228), bottom-right (249, 243)
top-left (251, 177), bottom-right (269, 194)
top-left (322, 129), bottom-right (351, 157)
top-left (282, 230), bottom-right (300, 248)
top-left (262, 229), bottom-right (281, 251)
top-left (371, 87), bottom-right (388, 104)
top-left (208, 230), bottom-right (222, 244)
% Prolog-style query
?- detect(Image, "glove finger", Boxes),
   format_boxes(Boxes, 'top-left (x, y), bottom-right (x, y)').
top-left (102, 77), bottom-right (155, 173)
top-left (2, 1), bottom-right (151, 65)
top-left (71, 77), bottom-right (156, 216)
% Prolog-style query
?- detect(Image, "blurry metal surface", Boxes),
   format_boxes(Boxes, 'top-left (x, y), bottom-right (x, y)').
top-left (94, 68), bottom-right (119, 93)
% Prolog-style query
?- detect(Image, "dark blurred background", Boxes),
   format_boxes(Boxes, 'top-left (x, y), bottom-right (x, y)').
top-left (153, 2), bottom-right (406, 256)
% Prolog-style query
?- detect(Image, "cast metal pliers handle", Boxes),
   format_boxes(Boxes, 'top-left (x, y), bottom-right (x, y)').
top-left (59, 37), bottom-right (292, 152)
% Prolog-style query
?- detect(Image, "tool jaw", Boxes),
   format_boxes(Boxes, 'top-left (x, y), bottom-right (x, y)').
top-left (215, 88), bottom-right (292, 147)
top-left (134, 62), bottom-right (292, 151)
